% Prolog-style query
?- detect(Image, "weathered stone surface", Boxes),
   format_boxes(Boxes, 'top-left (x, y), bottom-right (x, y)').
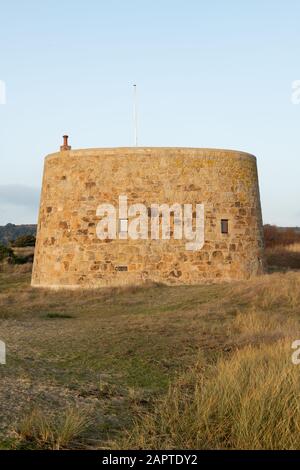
top-left (31, 147), bottom-right (265, 288)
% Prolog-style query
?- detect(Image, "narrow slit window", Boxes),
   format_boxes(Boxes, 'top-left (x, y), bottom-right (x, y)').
top-left (119, 219), bottom-right (128, 234)
top-left (221, 219), bottom-right (229, 234)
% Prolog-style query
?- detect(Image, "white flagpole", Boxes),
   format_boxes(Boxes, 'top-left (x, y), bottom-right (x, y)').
top-left (133, 84), bottom-right (138, 146)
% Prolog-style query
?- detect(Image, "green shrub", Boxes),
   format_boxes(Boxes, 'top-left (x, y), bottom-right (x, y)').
top-left (0, 244), bottom-right (15, 262)
top-left (13, 254), bottom-right (34, 265)
top-left (11, 235), bottom-right (36, 247)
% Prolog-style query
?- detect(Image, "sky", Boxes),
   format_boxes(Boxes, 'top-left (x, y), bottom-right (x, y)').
top-left (0, 0), bottom-right (300, 226)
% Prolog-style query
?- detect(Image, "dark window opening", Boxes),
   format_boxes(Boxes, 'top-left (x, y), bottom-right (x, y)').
top-left (221, 219), bottom-right (229, 234)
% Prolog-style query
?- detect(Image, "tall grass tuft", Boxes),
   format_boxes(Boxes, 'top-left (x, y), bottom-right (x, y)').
top-left (16, 407), bottom-right (90, 450)
top-left (120, 340), bottom-right (300, 450)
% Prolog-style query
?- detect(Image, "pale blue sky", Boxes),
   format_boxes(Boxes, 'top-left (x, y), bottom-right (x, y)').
top-left (0, 0), bottom-right (300, 226)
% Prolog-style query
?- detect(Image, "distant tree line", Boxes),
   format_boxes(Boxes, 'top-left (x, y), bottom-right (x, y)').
top-left (0, 223), bottom-right (36, 246)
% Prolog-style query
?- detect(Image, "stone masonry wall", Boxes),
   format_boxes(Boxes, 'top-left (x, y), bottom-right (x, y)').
top-left (31, 148), bottom-right (265, 288)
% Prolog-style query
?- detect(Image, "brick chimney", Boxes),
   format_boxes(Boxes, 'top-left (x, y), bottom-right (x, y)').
top-left (60, 135), bottom-right (71, 151)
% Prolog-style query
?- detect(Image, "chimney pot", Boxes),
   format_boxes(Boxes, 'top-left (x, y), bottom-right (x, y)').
top-left (60, 135), bottom-right (71, 151)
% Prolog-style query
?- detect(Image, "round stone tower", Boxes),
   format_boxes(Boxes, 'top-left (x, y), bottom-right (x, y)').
top-left (32, 144), bottom-right (264, 288)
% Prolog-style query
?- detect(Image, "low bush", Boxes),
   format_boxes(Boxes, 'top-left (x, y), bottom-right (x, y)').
top-left (0, 244), bottom-right (15, 262)
top-left (11, 235), bottom-right (36, 247)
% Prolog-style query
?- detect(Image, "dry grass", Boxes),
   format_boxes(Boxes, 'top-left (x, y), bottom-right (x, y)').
top-left (16, 407), bottom-right (90, 450)
top-left (265, 243), bottom-right (300, 271)
top-left (12, 247), bottom-right (35, 257)
top-left (286, 243), bottom-right (300, 252)
top-left (1, 260), bottom-right (300, 449)
top-left (0, 262), bottom-right (33, 274)
top-left (230, 308), bottom-right (297, 342)
top-left (120, 340), bottom-right (300, 450)
top-left (227, 271), bottom-right (300, 311)
top-left (113, 268), bottom-right (300, 450)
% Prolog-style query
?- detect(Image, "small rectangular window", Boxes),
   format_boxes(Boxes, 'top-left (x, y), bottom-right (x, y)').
top-left (221, 219), bottom-right (229, 234)
top-left (119, 219), bottom-right (128, 233)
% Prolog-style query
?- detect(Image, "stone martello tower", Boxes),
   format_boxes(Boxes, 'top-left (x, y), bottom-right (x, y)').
top-left (32, 138), bottom-right (265, 288)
